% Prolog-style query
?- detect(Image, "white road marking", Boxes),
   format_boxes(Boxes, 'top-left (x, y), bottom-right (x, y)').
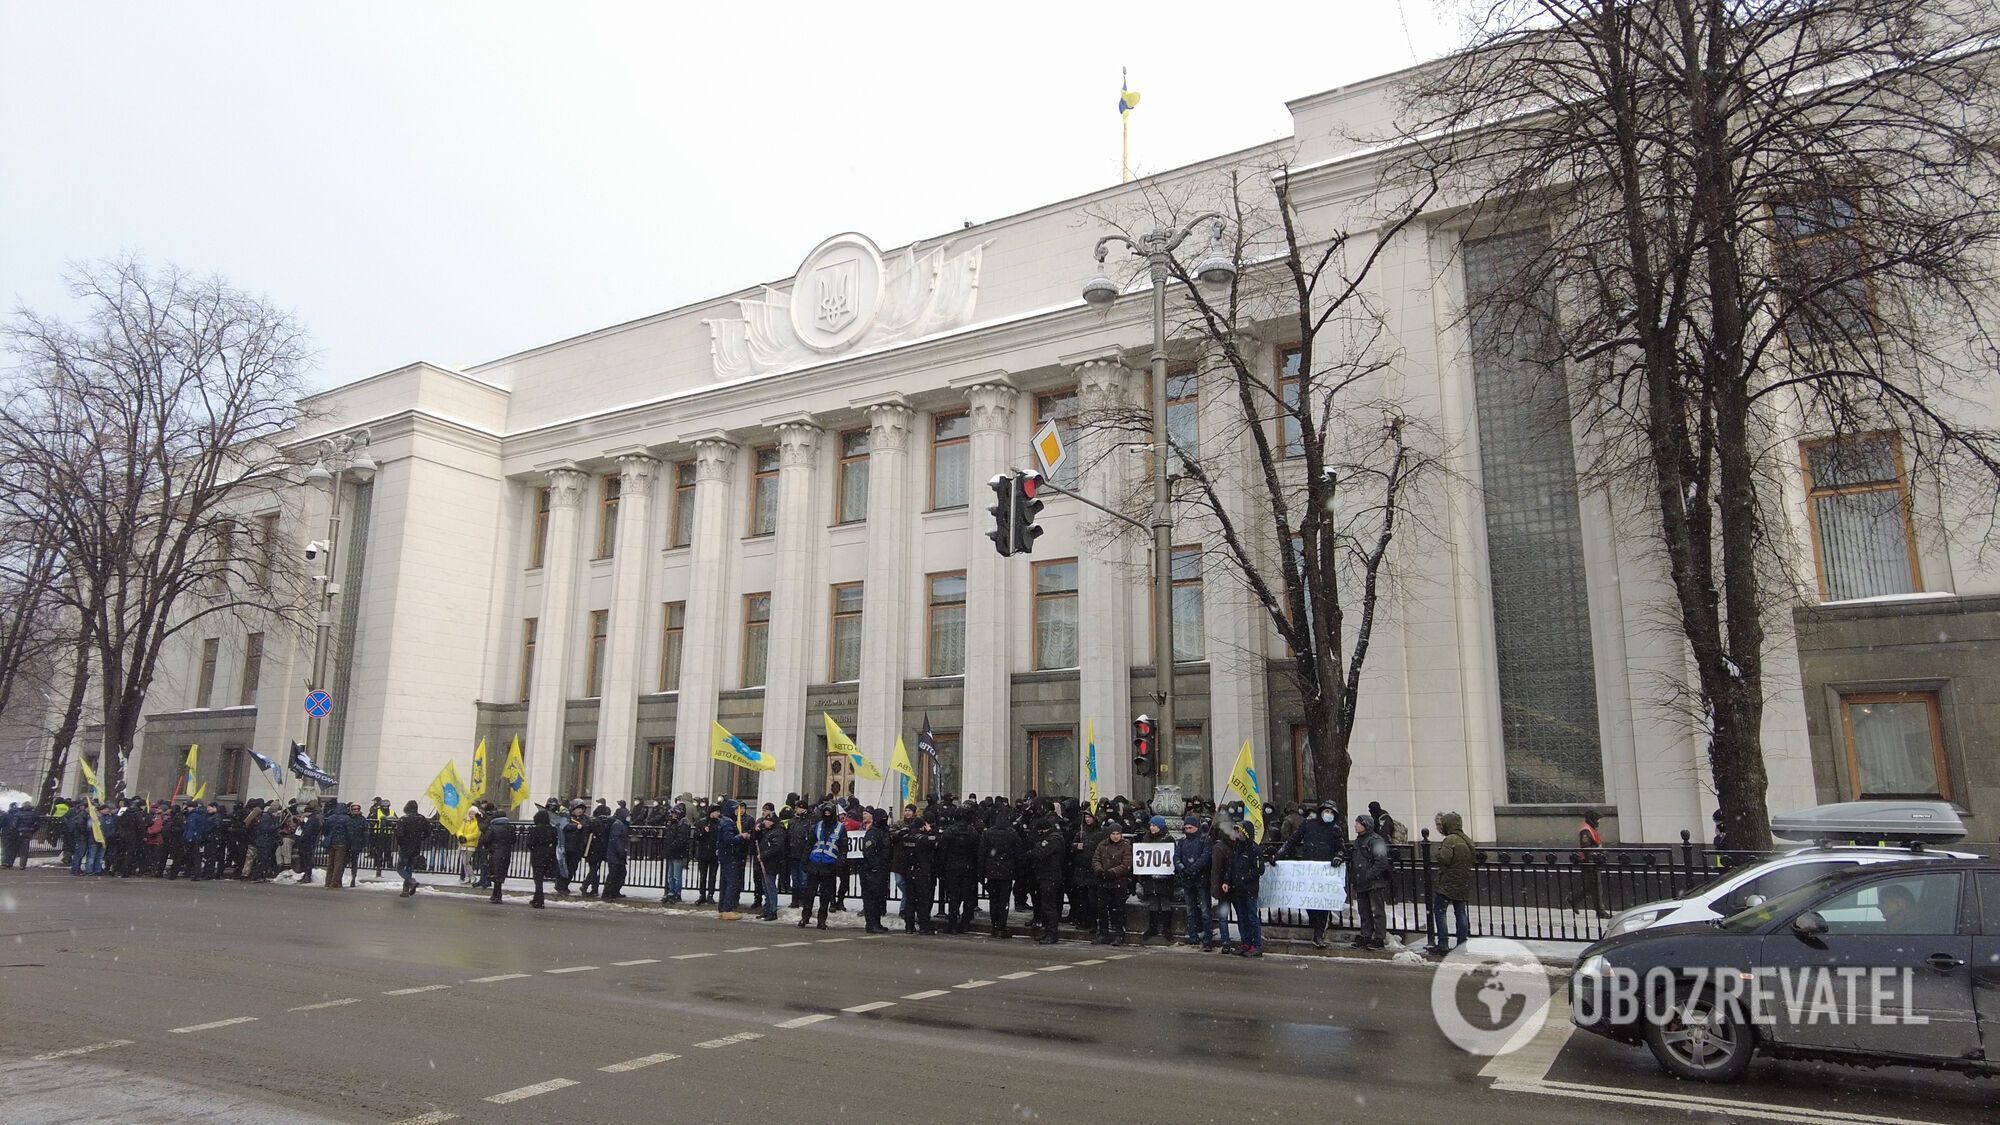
top-left (693, 1032), bottom-right (764, 1049)
top-left (1477, 995), bottom-right (1572, 1084)
top-left (169, 1016), bottom-right (258, 1034)
top-left (384, 985), bottom-right (452, 995)
top-left (671, 952), bottom-right (715, 960)
top-left (772, 941), bottom-right (811, 948)
top-left (1036, 964), bottom-right (1072, 972)
top-left (288, 998), bottom-right (361, 1012)
top-left (997, 971), bottom-right (1038, 980)
top-left (1074, 958), bottom-right (1106, 965)
top-left (598, 1052), bottom-right (680, 1073)
top-left (1492, 1079), bottom-right (1946, 1125)
top-left (611, 958), bottom-right (660, 966)
top-left (816, 937), bottom-right (852, 943)
top-left (842, 1001), bottom-right (894, 1013)
top-left (544, 965), bottom-right (597, 974)
top-left (392, 1112), bottom-right (458, 1125)
top-left (773, 1014), bottom-right (836, 1029)
top-left (485, 1078), bottom-right (577, 1104)
top-left (724, 946), bottom-right (763, 953)
top-left (467, 973), bottom-right (530, 983)
top-left (902, 989), bottom-right (949, 1000)
top-left (953, 980), bottom-right (994, 990)
top-left (1103, 953), bottom-right (1133, 961)
top-left (32, 1040), bottom-right (131, 1061)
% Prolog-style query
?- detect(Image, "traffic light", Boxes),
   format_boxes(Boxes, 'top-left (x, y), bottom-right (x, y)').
top-left (1132, 714), bottom-right (1156, 777)
top-left (1010, 470), bottom-right (1045, 555)
top-left (986, 473), bottom-right (1016, 557)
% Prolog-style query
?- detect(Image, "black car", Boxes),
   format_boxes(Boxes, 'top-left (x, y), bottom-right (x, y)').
top-left (1570, 858), bottom-right (1999, 1082)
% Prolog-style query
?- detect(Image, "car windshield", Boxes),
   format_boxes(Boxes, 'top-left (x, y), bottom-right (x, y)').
top-left (1716, 870), bottom-right (1854, 931)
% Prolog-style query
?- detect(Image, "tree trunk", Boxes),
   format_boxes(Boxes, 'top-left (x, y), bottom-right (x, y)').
top-left (35, 638), bottom-right (93, 809)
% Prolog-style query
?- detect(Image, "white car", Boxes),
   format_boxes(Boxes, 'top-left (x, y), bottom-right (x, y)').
top-left (1602, 842), bottom-right (1976, 938)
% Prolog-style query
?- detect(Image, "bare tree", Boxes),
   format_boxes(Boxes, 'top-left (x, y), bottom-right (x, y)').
top-left (1084, 168), bottom-right (1445, 813)
top-left (1, 259), bottom-right (318, 799)
top-left (1399, 0), bottom-right (2000, 847)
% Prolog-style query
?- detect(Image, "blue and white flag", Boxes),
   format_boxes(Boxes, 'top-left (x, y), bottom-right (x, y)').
top-left (247, 748), bottom-right (284, 790)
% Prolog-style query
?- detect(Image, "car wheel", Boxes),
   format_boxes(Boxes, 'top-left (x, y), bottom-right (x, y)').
top-left (1642, 987), bottom-right (1754, 1082)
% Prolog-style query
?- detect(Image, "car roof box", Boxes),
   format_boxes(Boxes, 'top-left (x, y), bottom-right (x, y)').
top-left (1770, 800), bottom-right (1965, 844)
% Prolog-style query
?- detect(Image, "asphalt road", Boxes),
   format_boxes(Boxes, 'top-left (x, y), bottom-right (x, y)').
top-left (0, 868), bottom-right (1990, 1124)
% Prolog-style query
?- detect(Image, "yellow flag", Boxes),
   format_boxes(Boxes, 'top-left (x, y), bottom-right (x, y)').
top-left (501, 736), bottom-right (528, 812)
top-left (710, 721), bottom-right (773, 772)
top-left (468, 738), bottom-right (489, 805)
top-left (182, 743), bottom-right (200, 797)
top-left (1226, 739), bottom-right (1264, 843)
top-left (191, 780), bottom-right (208, 801)
top-left (823, 713), bottom-right (881, 781)
top-left (888, 735), bottom-right (917, 808)
top-left (79, 755), bottom-right (105, 801)
top-left (425, 760), bottom-right (468, 833)
top-left (86, 801), bottom-right (105, 846)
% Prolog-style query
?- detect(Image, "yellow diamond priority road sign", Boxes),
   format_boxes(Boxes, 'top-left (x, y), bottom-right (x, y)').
top-left (1031, 420), bottom-right (1067, 480)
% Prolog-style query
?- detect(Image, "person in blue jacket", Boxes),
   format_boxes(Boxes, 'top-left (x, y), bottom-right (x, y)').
top-left (714, 799), bottom-right (744, 918)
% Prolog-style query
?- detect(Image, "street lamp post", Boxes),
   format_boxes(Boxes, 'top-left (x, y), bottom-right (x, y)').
top-left (1083, 213), bottom-right (1235, 789)
top-left (302, 429), bottom-right (375, 784)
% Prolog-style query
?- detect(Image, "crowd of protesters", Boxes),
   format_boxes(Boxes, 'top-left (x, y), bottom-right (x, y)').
top-left (2, 789), bottom-right (1484, 957)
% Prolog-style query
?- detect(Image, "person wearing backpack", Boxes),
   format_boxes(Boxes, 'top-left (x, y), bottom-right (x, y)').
top-left (799, 803), bottom-right (845, 929)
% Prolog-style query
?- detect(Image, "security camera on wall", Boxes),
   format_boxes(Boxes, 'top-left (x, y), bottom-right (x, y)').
top-left (304, 539), bottom-right (328, 562)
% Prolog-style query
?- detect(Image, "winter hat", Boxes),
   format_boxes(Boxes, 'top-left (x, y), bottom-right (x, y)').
top-left (1356, 813), bottom-right (1377, 832)
top-left (1149, 815), bottom-right (1166, 831)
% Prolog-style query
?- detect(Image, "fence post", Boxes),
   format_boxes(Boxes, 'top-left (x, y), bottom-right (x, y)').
top-left (1677, 829), bottom-right (1694, 897)
top-left (1418, 828), bottom-right (1434, 945)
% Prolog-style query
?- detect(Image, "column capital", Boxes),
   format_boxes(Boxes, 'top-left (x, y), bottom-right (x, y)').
top-left (964, 382), bottom-right (1018, 434)
top-left (692, 438), bottom-right (738, 483)
top-left (866, 402), bottom-right (916, 454)
top-left (775, 421), bottom-right (822, 469)
top-left (615, 453), bottom-right (660, 498)
top-left (1075, 358), bottom-right (1137, 408)
top-left (546, 466), bottom-right (591, 510)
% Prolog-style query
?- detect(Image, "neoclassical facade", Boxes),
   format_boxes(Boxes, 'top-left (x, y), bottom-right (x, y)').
top-left (81, 69), bottom-right (2000, 845)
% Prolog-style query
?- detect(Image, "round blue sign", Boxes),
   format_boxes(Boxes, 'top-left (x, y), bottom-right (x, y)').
top-left (304, 690), bottom-right (334, 718)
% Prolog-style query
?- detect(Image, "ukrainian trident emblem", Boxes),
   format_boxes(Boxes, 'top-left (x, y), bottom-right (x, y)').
top-left (812, 261), bottom-right (857, 333)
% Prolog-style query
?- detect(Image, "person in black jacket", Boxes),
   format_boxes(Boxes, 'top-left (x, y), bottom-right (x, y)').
top-left (797, 803), bottom-right (845, 929)
top-left (526, 809), bottom-right (557, 908)
top-left (978, 812), bottom-right (1023, 939)
top-left (661, 806), bottom-right (690, 903)
top-left (693, 805), bottom-right (719, 905)
top-left (858, 809), bottom-right (892, 933)
top-left (1349, 813), bottom-right (1392, 949)
top-left (579, 807), bottom-right (609, 898)
top-left (483, 811), bottom-right (517, 904)
top-left (785, 800), bottom-right (814, 908)
top-left (1026, 815), bottom-right (1067, 944)
top-left (938, 808), bottom-right (981, 934)
top-left (1277, 799), bottom-right (1348, 948)
top-left (394, 801), bottom-right (429, 896)
top-left (754, 812), bottom-right (788, 921)
top-left (603, 806), bottom-right (630, 900)
top-left (895, 814), bottom-right (939, 934)
top-left (1173, 818), bottom-right (1215, 949)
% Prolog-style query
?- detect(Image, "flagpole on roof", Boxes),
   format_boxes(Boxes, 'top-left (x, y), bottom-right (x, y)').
top-left (1122, 66), bottom-right (1130, 184)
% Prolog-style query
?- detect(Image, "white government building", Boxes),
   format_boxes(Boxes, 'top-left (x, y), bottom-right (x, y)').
top-left (91, 66), bottom-right (1999, 846)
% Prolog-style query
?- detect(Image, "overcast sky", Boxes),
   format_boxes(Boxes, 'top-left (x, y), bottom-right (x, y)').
top-left (0, 1), bottom-right (1462, 390)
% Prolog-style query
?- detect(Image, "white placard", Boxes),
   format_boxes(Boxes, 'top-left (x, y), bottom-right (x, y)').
top-left (1131, 841), bottom-right (1175, 875)
top-left (1260, 860), bottom-right (1348, 912)
top-left (844, 833), bottom-right (865, 861)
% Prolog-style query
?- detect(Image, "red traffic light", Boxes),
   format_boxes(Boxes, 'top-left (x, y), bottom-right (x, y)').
top-left (1019, 473), bottom-right (1039, 499)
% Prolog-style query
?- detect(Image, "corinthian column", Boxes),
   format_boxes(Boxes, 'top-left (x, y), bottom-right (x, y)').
top-left (1076, 358), bottom-right (1138, 797)
top-left (671, 437), bottom-right (738, 798)
top-left (961, 381), bottom-right (1018, 797)
top-left (758, 421), bottom-right (821, 802)
top-left (1201, 338), bottom-right (1270, 793)
top-left (855, 399), bottom-right (914, 808)
top-left (525, 466), bottom-right (589, 807)
top-left (593, 452), bottom-right (658, 800)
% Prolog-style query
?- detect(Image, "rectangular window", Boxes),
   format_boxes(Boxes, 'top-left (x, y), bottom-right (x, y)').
top-left (1033, 558), bottom-right (1080, 670)
top-left (669, 461), bottom-right (696, 548)
top-left (644, 740), bottom-right (674, 799)
top-left (1168, 725), bottom-right (1207, 796)
top-left (1774, 193), bottom-right (1873, 340)
top-left (712, 737), bottom-right (757, 799)
top-left (1171, 545), bottom-right (1204, 662)
top-left (930, 411), bottom-right (970, 509)
top-left (196, 638), bottom-right (220, 709)
top-left (595, 475), bottom-right (621, 559)
top-left (1289, 724), bottom-right (1318, 804)
top-left (239, 632), bottom-right (264, 707)
top-left (742, 593), bottom-right (771, 687)
top-left (829, 582), bottom-right (864, 682)
top-left (585, 609), bottom-right (609, 698)
top-left (255, 511), bottom-right (281, 589)
top-left (1166, 369), bottom-right (1199, 465)
top-left (1028, 730), bottom-right (1078, 798)
top-left (1840, 691), bottom-right (1950, 800)
top-left (749, 446), bottom-right (779, 536)
top-left (531, 487), bottom-right (552, 567)
top-left (836, 428), bottom-right (870, 524)
top-left (659, 602), bottom-right (685, 692)
top-left (564, 742), bottom-right (595, 798)
top-left (519, 617), bottom-right (537, 702)
top-left (1802, 432), bottom-right (1919, 602)
top-left (927, 571), bottom-right (967, 676)
top-left (218, 745), bottom-right (246, 797)
top-left (1278, 347), bottom-right (1305, 458)
top-left (1035, 388), bottom-right (1080, 489)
